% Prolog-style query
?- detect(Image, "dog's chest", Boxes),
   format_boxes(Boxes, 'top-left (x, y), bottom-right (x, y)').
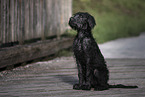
top-left (73, 38), bottom-right (84, 54)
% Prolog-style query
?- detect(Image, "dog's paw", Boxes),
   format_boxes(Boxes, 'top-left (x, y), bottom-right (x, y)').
top-left (81, 85), bottom-right (91, 90)
top-left (73, 84), bottom-right (81, 90)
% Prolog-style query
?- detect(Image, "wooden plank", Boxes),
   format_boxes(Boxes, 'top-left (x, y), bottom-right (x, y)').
top-left (40, 0), bottom-right (44, 40)
top-left (29, 0), bottom-right (34, 40)
top-left (10, 0), bottom-right (15, 42)
top-left (0, 38), bottom-right (73, 68)
top-left (33, 0), bottom-right (37, 38)
top-left (6, 0), bottom-right (10, 43)
top-left (56, 0), bottom-right (61, 39)
top-left (36, 0), bottom-right (41, 38)
top-left (0, 58), bottom-right (145, 96)
top-left (45, 0), bottom-right (52, 37)
top-left (2, 0), bottom-right (6, 43)
top-left (24, 0), bottom-right (29, 40)
top-left (0, 0), bottom-right (2, 45)
top-left (17, 0), bottom-right (21, 44)
top-left (18, 0), bottom-right (25, 45)
top-left (43, 0), bottom-right (47, 37)
top-left (14, 0), bottom-right (18, 42)
top-left (21, 0), bottom-right (25, 43)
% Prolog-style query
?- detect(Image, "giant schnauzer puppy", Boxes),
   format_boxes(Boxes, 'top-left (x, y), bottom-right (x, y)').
top-left (69, 12), bottom-right (138, 90)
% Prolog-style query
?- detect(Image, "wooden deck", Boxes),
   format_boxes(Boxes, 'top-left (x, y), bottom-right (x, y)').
top-left (0, 57), bottom-right (145, 97)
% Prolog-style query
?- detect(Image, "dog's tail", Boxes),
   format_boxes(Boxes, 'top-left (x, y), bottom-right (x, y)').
top-left (109, 84), bottom-right (138, 89)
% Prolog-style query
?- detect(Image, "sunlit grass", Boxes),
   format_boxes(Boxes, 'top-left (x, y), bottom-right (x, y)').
top-left (70, 0), bottom-right (145, 43)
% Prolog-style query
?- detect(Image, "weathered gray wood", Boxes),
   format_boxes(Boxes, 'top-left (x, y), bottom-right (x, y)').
top-left (0, 58), bottom-right (144, 97)
top-left (29, 0), bottom-right (34, 40)
top-left (2, 0), bottom-right (6, 43)
top-left (0, 38), bottom-right (73, 68)
top-left (45, 0), bottom-right (52, 37)
top-left (6, 0), bottom-right (10, 43)
top-left (33, 0), bottom-right (37, 38)
top-left (43, 0), bottom-right (47, 37)
top-left (24, 0), bottom-right (29, 40)
top-left (14, 0), bottom-right (18, 42)
top-left (0, 0), bottom-right (72, 45)
top-left (10, 0), bottom-right (15, 42)
top-left (0, 0), bottom-right (2, 44)
top-left (40, 0), bottom-right (44, 40)
top-left (36, 0), bottom-right (41, 38)
top-left (0, 0), bottom-right (73, 68)
top-left (18, 0), bottom-right (25, 45)
top-left (17, 0), bottom-right (21, 44)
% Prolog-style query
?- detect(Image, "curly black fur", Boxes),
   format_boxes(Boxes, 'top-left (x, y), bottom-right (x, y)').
top-left (69, 12), bottom-right (138, 90)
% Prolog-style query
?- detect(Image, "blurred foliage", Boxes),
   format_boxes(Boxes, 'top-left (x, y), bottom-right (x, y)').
top-left (69, 0), bottom-right (145, 43)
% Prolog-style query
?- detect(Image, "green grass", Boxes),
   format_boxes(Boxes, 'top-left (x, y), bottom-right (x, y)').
top-left (69, 0), bottom-right (145, 43)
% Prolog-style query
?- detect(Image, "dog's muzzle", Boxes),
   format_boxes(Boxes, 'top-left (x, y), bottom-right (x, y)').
top-left (69, 17), bottom-right (75, 22)
top-left (69, 17), bottom-right (76, 26)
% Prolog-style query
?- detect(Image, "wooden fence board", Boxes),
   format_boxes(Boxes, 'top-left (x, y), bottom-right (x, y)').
top-left (10, 0), bottom-right (15, 42)
top-left (0, 0), bottom-right (72, 46)
top-left (24, 0), bottom-right (29, 40)
top-left (14, 0), bottom-right (18, 42)
top-left (0, 0), bottom-right (72, 68)
top-left (3, 0), bottom-right (6, 43)
top-left (0, 0), bottom-right (2, 43)
top-left (6, 0), bottom-right (9, 43)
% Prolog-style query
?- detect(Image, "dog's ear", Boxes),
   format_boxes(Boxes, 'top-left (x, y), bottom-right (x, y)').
top-left (87, 15), bottom-right (96, 29)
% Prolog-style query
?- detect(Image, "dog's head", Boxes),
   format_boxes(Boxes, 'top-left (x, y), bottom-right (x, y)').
top-left (69, 12), bottom-right (96, 31)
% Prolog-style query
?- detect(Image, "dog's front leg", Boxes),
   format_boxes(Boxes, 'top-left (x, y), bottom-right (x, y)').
top-left (81, 58), bottom-right (91, 90)
top-left (73, 60), bottom-right (84, 90)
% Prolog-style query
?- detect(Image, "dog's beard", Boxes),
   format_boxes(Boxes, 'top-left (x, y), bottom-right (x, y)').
top-left (69, 23), bottom-right (77, 30)
top-left (76, 23), bottom-right (82, 29)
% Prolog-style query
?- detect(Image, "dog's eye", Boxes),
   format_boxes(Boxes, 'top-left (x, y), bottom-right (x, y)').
top-left (80, 15), bottom-right (83, 18)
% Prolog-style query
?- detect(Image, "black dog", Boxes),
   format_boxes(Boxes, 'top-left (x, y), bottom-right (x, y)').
top-left (69, 12), bottom-right (138, 90)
